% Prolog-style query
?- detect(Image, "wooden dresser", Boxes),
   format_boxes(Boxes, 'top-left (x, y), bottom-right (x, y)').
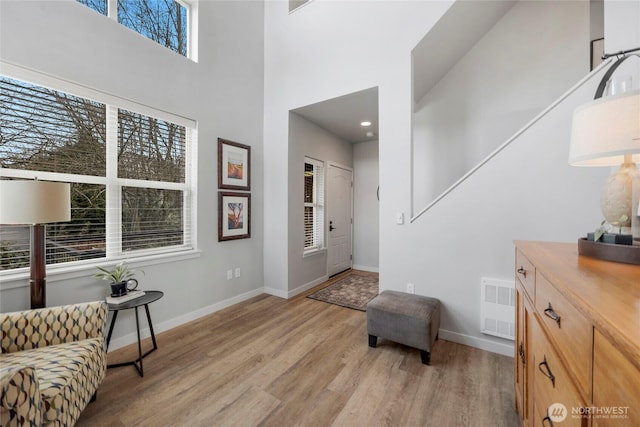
top-left (514, 241), bottom-right (640, 427)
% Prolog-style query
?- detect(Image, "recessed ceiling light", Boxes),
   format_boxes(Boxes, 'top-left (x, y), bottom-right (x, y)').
top-left (360, 121), bottom-right (372, 127)
top-left (366, 131), bottom-right (374, 138)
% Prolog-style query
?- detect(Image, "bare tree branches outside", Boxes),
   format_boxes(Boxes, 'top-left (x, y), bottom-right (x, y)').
top-left (0, 1), bottom-right (191, 271)
top-left (77, 0), bottom-right (107, 15)
top-left (119, 0), bottom-right (187, 56)
top-left (77, 0), bottom-right (188, 57)
top-left (0, 78), bottom-right (106, 176)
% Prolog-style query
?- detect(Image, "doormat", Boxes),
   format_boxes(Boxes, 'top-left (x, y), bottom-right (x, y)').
top-left (307, 273), bottom-right (379, 311)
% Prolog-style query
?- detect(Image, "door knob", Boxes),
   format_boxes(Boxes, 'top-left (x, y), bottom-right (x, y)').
top-left (329, 220), bottom-right (335, 231)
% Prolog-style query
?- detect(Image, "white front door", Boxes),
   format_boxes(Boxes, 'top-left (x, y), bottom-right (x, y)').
top-left (327, 164), bottom-right (353, 277)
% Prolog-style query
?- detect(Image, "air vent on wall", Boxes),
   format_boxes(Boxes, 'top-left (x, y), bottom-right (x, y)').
top-left (481, 277), bottom-right (515, 340)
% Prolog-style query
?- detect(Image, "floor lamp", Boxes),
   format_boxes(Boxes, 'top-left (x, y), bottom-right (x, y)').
top-left (0, 180), bottom-right (71, 308)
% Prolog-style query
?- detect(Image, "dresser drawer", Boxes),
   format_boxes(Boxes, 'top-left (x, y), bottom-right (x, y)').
top-left (532, 319), bottom-right (587, 427)
top-left (515, 249), bottom-right (536, 300)
top-left (514, 241), bottom-right (640, 427)
top-left (592, 329), bottom-right (640, 426)
top-left (515, 282), bottom-right (535, 425)
top-left (535, 273), bottom-right (592, 399)
top-left (534, 400), bottom-right (586, 427)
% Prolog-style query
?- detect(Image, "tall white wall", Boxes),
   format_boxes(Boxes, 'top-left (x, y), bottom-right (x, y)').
top-left (413, 0), bottom-right (590, 212)
top-left (604, 0), bottom-right (640, 93)
top-left (264, 0), bottom-right (620, 356)
top-left (0, 0), bottom-right (265, 350)
top-left (396, 0), bottom-right (638, 355)
top-left (401, 76), bottom-right (608, 355)
top-left (284, 112), bottom-right (352, 296)
top-left (353, 140), bottom-right (379, 272)
top-left (605, 0), bottom-right (640, 52)
top-left (263, 0), bottom-right (453, 299)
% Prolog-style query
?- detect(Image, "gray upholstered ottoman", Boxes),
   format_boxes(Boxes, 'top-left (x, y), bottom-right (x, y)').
top-left (366, 290), bottom-right (441, 365)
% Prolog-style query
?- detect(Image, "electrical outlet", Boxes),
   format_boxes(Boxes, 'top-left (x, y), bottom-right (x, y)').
top-left (235, 267), bottom-right (241, 278)
top-left (407, 283), bottom-right (415, 294)
top-left (227, 269), bottom-right (233, 280)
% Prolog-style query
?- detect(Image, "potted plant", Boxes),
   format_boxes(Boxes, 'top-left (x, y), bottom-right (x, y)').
top-left (93, 262), bottom-right (143, 297)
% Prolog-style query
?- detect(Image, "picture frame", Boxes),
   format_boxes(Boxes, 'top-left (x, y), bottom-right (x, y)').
top-left (218, 138), bottom-right (251, 191)
top-left (218, 192), bottom-right (251, 241)
top-left (591, 38), bottom-right (604, 71)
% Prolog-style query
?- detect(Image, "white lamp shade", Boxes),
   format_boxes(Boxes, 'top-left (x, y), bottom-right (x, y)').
top-left (0, 180), bottom-right (71, 224)
top-left (569, 90), bottom-right (640, 166)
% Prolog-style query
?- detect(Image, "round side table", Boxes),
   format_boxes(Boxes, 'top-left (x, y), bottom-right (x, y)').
top-left (105, 290), bottom-right (164, 377)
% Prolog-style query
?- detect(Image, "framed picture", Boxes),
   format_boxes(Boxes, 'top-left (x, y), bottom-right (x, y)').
top-left (218, 138), bottom-right (250, 191)
top-left (218, 192), bottom-right (251, 241)
top-left (591, 38), bottom-right (604, 71)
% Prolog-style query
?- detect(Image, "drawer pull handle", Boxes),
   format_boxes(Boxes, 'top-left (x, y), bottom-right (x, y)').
top-left (518, 343), bottom-right (525, 365)
top-left (517, 267), bottom-right (527, 278)
top-left (542, 415), bottom-right (554, 427)
top-left (538, 356), bottom-right (556, 387)
top-left (544, 303), bottom-right (561, 328)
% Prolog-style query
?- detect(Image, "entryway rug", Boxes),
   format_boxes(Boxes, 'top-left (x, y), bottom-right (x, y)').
top-left (307, 272), bottom-right (379, 311)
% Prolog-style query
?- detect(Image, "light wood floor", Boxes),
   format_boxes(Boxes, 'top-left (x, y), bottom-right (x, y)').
top-left (78, 272), bottom-right (519, 427)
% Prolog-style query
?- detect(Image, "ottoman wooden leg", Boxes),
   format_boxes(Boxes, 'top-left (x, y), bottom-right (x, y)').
top-left (420, 350), bottom-right (431, 365)
top-left (368, 334), bottom-right (378, 348)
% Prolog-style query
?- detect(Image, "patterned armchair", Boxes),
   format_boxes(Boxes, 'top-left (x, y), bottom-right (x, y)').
top-left (1, 301), bottom-right (108, 427)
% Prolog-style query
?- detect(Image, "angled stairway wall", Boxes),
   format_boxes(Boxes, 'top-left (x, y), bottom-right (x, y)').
top-left (412, 0), bottom-right (592, 218)
top-left (388, 63), bottom-right (614, 356)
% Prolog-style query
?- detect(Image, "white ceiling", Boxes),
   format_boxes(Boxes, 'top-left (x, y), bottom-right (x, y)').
top-left (289, 1), bottom-right (515, 144)
top-left (291, 87), bottom-right (379, 144)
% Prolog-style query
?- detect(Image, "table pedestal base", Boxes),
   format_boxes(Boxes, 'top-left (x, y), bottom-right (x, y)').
top-left (106, 302), bottom-right (159, 377)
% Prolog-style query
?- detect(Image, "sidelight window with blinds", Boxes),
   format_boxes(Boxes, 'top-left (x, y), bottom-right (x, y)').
top-left (304, 157), bottom-right (325, 254)
top-left (0, 75), bottom-right (195, 271)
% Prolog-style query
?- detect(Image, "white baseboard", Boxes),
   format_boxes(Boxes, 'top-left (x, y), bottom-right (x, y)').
top-left (264, 275), bottom-right (328, 299)
top-left (107, 289), bottom-right (515, 359)
top-left (287, 275), bottom-right (328, 298)
top-left (353, 265), bottom-right (379, 273)
top-left (263, 286), bottom-right (288, 299)
top-left (107, 287), bottom-right (264, 352)
top-left (438, 328), bottom-right (514, 357)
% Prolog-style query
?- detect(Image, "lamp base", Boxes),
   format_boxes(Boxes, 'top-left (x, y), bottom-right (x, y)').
top-left (578, 238), bottom-right (640, 265)
top-left (30, 224), bottom-right (46, 309)
top-left (600, 162), bottom-right (638, 228)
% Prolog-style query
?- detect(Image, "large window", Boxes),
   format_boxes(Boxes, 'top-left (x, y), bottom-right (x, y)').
top-left (77, 0), bottom-right (191, 59)
top-left (0, 76), bottom-right (195, 272)
top-left (304, 157), bottom-right (324, 253)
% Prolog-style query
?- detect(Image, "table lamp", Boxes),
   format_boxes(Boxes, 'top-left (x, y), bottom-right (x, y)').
top-left (0, 179), bottom-right (71, 308)
top-left (571, 52), bottom-right (640, 215)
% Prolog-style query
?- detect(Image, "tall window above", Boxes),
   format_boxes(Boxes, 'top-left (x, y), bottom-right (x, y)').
top-left (304, 157), bottom-right (325, 254)
top-left (0, 76), bottom-right (195, 272)
top-left (119, 0), bottom-right (188, 56)
top-left (78, 0), bottom-right (107, 15)
top-left (77, 0), bottom-right (191, 58)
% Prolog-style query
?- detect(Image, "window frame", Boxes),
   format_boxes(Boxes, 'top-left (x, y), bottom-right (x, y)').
top-left (0, 62), bottom-right (199, 280)
top-left (79, 0), bottom-right (197, 62)
top-left (303, 156), bottom-right (325, 256)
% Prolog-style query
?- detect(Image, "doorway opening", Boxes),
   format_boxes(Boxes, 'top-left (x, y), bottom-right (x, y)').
top-left (288, 87), bottom-right (379, 294)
